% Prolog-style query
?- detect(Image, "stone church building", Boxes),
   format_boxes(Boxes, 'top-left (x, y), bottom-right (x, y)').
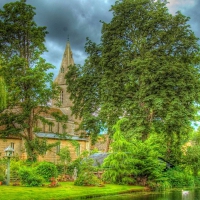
top-left (0, 41), bottom-right (90, 162)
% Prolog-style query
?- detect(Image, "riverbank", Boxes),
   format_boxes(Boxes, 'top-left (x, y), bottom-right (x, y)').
top-left (0, 182), bottom-right (145, 200)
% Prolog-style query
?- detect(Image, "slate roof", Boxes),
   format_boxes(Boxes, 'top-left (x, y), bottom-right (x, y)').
top-left (35, 132), bottom-right (87, 141)
top-left (88, 153), bottom-right (109, 166)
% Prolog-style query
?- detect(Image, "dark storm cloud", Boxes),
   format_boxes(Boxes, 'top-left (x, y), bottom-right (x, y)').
top-left (0, 0), bottom-right (199, 78)
top-left (0, 0), bottom-right (115, 77)
top-left (26, 0), bottom-right (115, 70)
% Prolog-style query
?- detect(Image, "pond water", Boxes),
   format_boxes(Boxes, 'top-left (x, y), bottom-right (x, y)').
top-left (90, 188), bottom-right (200, 200)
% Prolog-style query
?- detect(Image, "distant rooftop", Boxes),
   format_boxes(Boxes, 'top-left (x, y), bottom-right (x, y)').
top-left (88, 153), bottom-right (109, 166)
top-left (35, 132), bottom-right (87, 141)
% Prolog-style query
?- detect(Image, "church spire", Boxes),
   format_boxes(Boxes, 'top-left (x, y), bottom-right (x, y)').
top-left (51, 40), bottom-right (75, 108)
top-left (54, 41), bottom-right (74, 85)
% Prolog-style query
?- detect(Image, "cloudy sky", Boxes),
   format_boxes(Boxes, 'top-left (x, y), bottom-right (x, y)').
top-left (0, 0), bottom-right (200, 79)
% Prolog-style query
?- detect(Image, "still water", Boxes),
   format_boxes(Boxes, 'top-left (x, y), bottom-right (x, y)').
top-left (90, 188), bottom-right (200, 200)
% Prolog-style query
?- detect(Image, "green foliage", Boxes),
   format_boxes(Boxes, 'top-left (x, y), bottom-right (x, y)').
top-left (131, 138), bottom-right (166, 183)
top-left (165, 167), bottom-right (194, 187)
top-left (71, 155), bottom-right (101, 186)
top-left (74, 158), bottom-right (101, 186)
top-left (182, 129), bottom-right (200, 176)
top-left (0, 76), bottom-right (6, 111)
top-left (103, 119), bottom-right (166, 185)
top-left (80, 158), bottom-right (96, 173)
top-left (65, 150), bottom-right (91, 176)
top-left (163, 132), bottom-right (187, 165)
top-left (183, 145), bottom-right (200, 176)
top-left (56, 164), bottom-right (65, 175)
top-left (0, 159), bottom-right (6, 183)
top-left (25, 139), bottom-right (60, 162)
top-left (74, 171), bottom-right (101, 186)
top-left (57, 146), bottom-right (72, 175)
top-left (0, 174), bottom-right (4, 182)
top-left (66, 0), bottom-right (200, 153)
top-left (36, 162), bottom-right (58, 181)
top-left (57, 146), bottom-right (71, 163)
top-left (18, 167), bottom-right (44, 186)
top-left (0, 165), bottom-right (5, 181)
top-left (0, 0), bottom-right (61, 161)
top-left (147, 180), bottom-right (171, 191)
top-left (10, 160), bottom-right (26, 180)
top-left (103, 119), bottom-right (136, 184)
top-left (194, 176), bottom-right (200, 187)
top-left (0, 51), bottom-right (7, 111)
top-left (0, 0), bottom-right (47, 61)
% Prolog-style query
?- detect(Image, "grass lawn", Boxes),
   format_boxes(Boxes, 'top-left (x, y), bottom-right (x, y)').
top-left (0, 182), bottom-right (144, 200)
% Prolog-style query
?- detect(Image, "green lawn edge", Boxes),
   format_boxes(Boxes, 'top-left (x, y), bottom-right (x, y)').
top-left (0, 182), bottom-right (145, 200)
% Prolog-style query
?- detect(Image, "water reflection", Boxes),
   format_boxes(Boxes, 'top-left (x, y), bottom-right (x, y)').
top-left (90, 188), bottom-right (200, 200)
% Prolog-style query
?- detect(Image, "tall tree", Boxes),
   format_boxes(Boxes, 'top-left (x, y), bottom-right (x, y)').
top-left (66, 0), bottom-right (200, 152)
top-left (0, 76), bottom-right (6, 111)
top-left (0, 57), bottom-right (7, 111)
top-left (0, 0), bottom-right (60, 161)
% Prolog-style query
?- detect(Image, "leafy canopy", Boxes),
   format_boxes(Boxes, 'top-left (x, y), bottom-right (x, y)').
top-left (66, 0), bottom-right (200, 143)
top-left (0, 0), bottom-right (61, 161)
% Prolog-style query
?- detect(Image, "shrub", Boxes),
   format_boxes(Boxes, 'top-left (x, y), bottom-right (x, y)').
top-left (147, 180), bottom-right (171, 191)
top-left (0, 174), bottom-right (5, 182)
top-left (10, 160), bottom-right (26, 181)
top-left (18, 167), bottom-right (44, 186)
top-left (66, 159), bottom-right (81, 177)
top-left (194, 176), bottom-right (200, 187)
top-left (0, 165), bottom-right (5, 181)
top-left (56, 163), bottom-right (65, 175)
top-left (165, 167), bottom-right (194, 187)
top-left (73, 157), bottom-right (102, 186)
top-left (56, 163), bottom-right (75, 179)
top-left (36, 162), bottom-right (58, 181)
top-left (74, 171), bottom-right (101, 186)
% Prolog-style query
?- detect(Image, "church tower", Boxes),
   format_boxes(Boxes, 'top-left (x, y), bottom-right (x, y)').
top-left (52, 41), bottom-right (80, 135)
top-left (53, 41), bottom-right (74, 108)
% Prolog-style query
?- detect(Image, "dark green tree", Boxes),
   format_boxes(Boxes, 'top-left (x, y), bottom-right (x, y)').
top-left (0, 0), bottom-right (61, 161)
top-left (102, 118), bottom-right (166, 185)
top-left (66, 0), bottom-right (200, 157)
top-left (102, 119), bottom-right (137, 184)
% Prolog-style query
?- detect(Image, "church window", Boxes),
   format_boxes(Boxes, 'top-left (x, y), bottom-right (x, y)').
top-left (61, 67), bottom-right (64, 73)
top-left (69, 123), bottom-right (75, 134)
top-left (43, 123), bottom-right (46, 132)
top-left (10, 142), bottom-right (14, 156)
top-left (49, 124), bottom-right (53, 132)
top-left (57, 122), bottom-right (60, 133)
top-left (60, 90), bottom-right (64, 104)
top-left (56, 144), bottom-right (60, 154)
top-left (62, 123), bottom-right (67, 133)
top-left (11, 142), bottom-right (14, 150)
top-left (76, 144), bottom-right (80, 156)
